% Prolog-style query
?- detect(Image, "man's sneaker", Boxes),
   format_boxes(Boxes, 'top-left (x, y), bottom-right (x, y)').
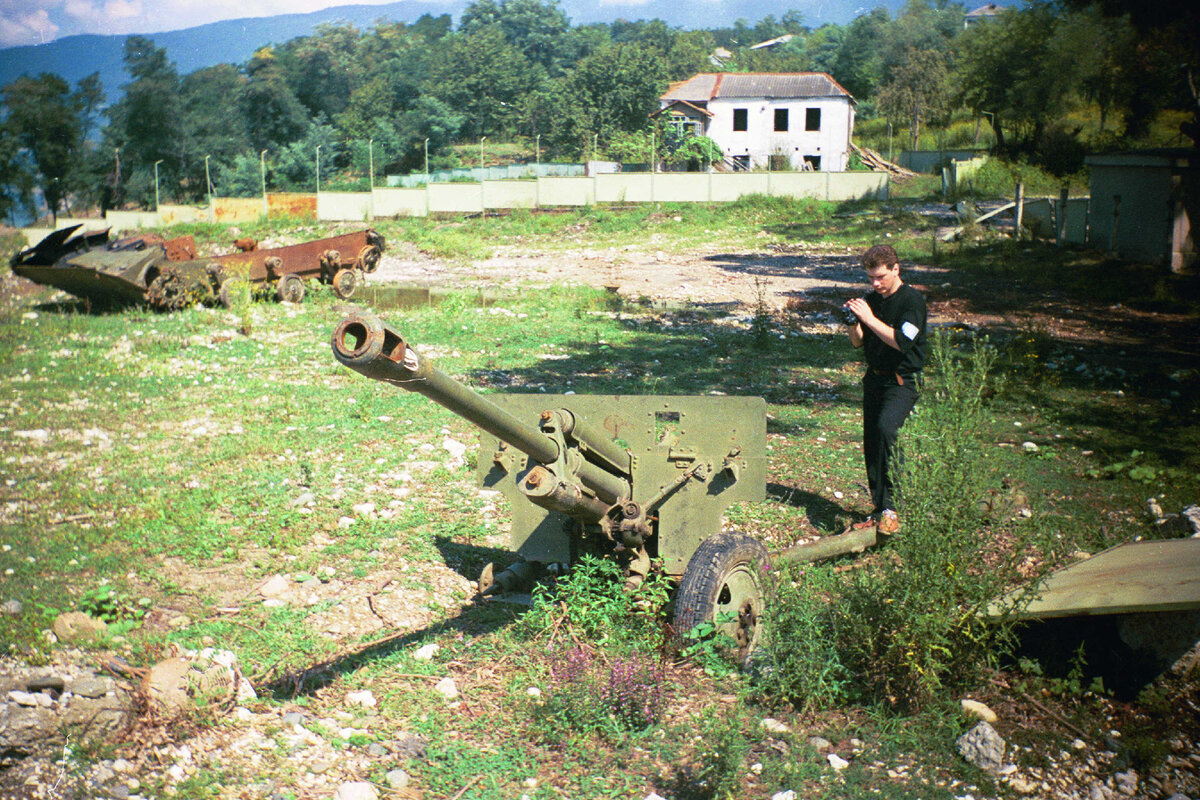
top-left (877, 509), bottom-right (901, 535)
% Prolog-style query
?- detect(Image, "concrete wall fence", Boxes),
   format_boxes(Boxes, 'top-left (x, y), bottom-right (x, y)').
top-left (19, 172), bottom-right (890, 244)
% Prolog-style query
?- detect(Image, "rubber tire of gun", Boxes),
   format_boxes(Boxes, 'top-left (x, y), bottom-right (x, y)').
top-left (673, 531), bottom-right (769, 665)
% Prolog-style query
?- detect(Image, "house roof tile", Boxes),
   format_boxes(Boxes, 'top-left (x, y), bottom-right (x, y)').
top-left (660, 72), bottom-right (854, 103)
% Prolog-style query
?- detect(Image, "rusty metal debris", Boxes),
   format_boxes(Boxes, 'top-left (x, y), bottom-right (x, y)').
top-left (10, 226), bottom-right (385, 310)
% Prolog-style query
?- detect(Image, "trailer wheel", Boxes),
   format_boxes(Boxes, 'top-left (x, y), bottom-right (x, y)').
top-left (276, 273), bottom-right (305, 304)
top-left (674, 532), bottom-right (769, 664)
top-left (356, 244), bottom-right (381, 273)
top-left (332, 267), bottom-right (360, 299)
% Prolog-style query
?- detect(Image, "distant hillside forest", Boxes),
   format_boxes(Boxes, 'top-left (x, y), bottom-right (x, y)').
top-left (1, 0), bottom-right (1196, 220)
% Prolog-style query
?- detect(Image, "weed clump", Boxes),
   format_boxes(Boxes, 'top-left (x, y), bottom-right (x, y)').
top-left (538, 644), bottom-right (666, 734)
top-left (756, 331), bottom-right (1051, 711)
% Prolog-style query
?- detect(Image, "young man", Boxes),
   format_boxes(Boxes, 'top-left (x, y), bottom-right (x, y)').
top-left (842, 244), bottom-right (927, 535)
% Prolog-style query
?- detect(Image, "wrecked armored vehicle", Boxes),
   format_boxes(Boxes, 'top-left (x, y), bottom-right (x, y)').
top-left (10, 225), bottom-right (385, 310)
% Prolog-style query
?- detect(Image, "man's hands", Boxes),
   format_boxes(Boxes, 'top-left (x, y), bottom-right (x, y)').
top-left (844, 297), bottom-right (873, 324)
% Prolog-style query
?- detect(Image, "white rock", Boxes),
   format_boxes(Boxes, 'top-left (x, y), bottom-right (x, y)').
top-left (442, 438), bottom-right (468, 460)
top-left (772, 792), bottom-right (797, 800)
top-left (1009, 777), bottom-right (1037, 795)
top-left (522, 777), bottom-right (538, 788)
top-left (827, 753), bottom-right (850, 770)
top-left (259, 574), bottom-right (290, 598)
top-left (263, 598), bottom-right (286, 608)
top-left (645, 794), bottom-right (669, 800)
top-left (167, 765), bottom-right (185, 781)
top-left (352, 502), bottom-right (376, 516)
top-left (338, 516), bottom-right (356, 529)
top-left (434, 677), bottom-right (458, 699)
top-left (760, 717), bottom-right (790, 734)
top-left (750, 762), bottom-right (763, 775)
top-left (386, 770), bottom-right (409, 790)
top-left (333, 782), bottom-right (379, 800)
top-left (6, 691), bottom-right (37, 707)
top-left (1022, 441), bottom-right (1038, 452)
top-left (414, 643), bottom-right (439, 660)
top-left (961, 699), bottom-right (998, 723)
top-left (346, 690), bottom-right (377, 708)
top-left (526, 687), bottom-right (542, 698)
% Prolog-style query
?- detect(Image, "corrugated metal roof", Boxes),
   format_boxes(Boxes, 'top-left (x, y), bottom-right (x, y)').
top-left (661, 72), bottom-right (854, 103)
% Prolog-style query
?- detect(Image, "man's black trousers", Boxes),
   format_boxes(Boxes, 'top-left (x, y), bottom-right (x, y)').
top-left (862, 372), bottom-right (919, 515)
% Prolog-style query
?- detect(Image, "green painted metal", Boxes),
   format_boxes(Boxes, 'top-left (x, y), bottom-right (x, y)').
top-left (987, 538), bottom-right (1200, 619)
top-left (330, 312), bottom-right (766, 579)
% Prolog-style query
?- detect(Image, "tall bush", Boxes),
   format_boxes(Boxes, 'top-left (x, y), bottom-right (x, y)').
top-left (758, 331), bottom-right (1047, 710)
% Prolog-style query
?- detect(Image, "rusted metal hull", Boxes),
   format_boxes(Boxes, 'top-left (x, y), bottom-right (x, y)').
top-left (10, 225), bottom-right (385, 309)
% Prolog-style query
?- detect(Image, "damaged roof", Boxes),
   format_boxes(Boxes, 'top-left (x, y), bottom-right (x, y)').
top-left (661, 72), bottom-right (855, 104)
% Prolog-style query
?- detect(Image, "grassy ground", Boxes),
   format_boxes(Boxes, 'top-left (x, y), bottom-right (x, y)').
top-left (1, 203), bottom-right (1198, 799)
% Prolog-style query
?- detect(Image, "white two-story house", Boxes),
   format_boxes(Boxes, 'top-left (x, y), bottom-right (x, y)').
top-left (656, 72), bottom-right (856, 172)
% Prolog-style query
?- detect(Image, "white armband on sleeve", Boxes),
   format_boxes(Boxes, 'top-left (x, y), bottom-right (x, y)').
top-left (901, 321), bottom-right (920, 341)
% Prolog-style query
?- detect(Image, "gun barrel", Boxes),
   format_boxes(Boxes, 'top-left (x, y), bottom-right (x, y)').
top-left (331, 313), bottom-right (560, 466)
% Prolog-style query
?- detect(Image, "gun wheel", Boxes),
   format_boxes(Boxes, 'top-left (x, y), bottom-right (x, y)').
top-left (276, 274), bottom-right (305, 304)
top-left (332, 267), bottom-right (360, 299)
top-left (146, 270), bottom-right (196, 311)
top-left (674, 532), bottom-right (769, 664)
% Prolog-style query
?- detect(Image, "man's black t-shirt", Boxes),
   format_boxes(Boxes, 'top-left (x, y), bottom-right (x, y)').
top-left (863, 283), bottom-right (927, 375)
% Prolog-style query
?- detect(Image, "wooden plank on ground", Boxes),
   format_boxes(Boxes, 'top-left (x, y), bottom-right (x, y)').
top-left (987, 538), bottom-right (1200, 620)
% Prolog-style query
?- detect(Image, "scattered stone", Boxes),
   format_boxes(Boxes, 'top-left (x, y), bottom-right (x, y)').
top-left (434, 677), bottom-right (458, 699)
top-left (957, 721), bottom-right (1006, 773)
top-left (414, 643), bottom-right (439, 660)
top-left (367, 742), bottom-right (388, 757)
top-left (1022, 441), bottom-right (1038, 452)
top-left (1, 600), bottom-right (22, 615)
top-left (52, 611), bottom-right (108, 643)
top-left (526, 687), bottom-right (542, 699)
top-left (1009, 777), bottom-right (1037, 794)
top-left (352, 502), bottom-right (376, 516)
top-left (760, 718), bottom-right (790, 734)
top-left (346, 690), bottom-right (377, 708)
top-left (1114, 770), bottom-right (1138, 796)
top-left (7, 690), bottom-right (39, 707)
top-left (961, 699), bottom-right (998, 723)
top-left (772, 791), bottom-right (797, 800)
top-left (390, 733), bottom-right (427, 760)
top-left (259, 574), bottom-right (290, 598)
top-left (442, 438), bottom-right (468, 460)
top-left (386, 769), bottom-right (410, 790)
top-left (808, 736), bottom-right (833, 750)
top-left (333, 781), bottom-right (378, 800)
top-left (69, 676), bottom-right (114, 698)
top-left (827, 753), bottom-right (850, 770)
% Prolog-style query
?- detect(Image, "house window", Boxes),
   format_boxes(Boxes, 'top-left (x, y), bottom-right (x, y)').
top-left (803, 155), bottom-right (822, 171)
top-left (732, 154), bottom-right (750, 170)
top-left (774, 109), bottom-right (788, 132)
top-left (733, 108), bottom-right (748, 132)
top-left (805, 108), bottom-right (821, 131)
top-left (769, 154), bottom-right (789, 171)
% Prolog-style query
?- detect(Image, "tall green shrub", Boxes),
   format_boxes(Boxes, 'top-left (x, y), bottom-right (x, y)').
top-left (758, 331), bottom-right (1045, 710)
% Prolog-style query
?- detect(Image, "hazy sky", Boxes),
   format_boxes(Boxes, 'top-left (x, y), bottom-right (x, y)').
top-left (0, 0), bottom-right (456, 47)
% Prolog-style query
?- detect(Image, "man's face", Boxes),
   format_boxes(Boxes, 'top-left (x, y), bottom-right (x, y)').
top-left (866, 263), bottom-right (901, 297)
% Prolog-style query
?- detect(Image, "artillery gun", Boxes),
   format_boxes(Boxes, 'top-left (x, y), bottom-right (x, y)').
top-left (331, 312), bottom-right (771, 660)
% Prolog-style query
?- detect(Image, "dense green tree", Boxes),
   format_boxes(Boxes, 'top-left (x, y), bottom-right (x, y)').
top-left (876, 48), bottom-right (954, 148)
top-left (179, 65), bottom-right (250, 200)
top-left (425, 27), bottom-right (542, 138)
top-left (1056, 0), bottom-right (1200, 143)
top-left (2, 73), bottom-right (86, 220)
top-left (106, 36), bottom-right (183, 204)
top-left (277, 23), bottom-right (361, 120)
top-left (239, 47), bottom-right (310, 152)
top-left (459, 0), bottom-right (572, 73)
top-left (0, 126), bottom-right (36, 224)
top-left (832, 7), bottom-right (891, 101)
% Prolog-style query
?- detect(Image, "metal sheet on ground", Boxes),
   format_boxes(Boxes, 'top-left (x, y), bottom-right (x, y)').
top-left (990, 539), bottom-right (1200, 619)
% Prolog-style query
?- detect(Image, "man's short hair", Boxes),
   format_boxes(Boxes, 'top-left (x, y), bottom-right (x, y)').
top-left (862, 244), bottom-right (899, 270)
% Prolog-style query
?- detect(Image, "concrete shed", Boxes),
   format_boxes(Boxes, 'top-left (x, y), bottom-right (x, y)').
top-left (1085, 149), bottom-right (1197, 272)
